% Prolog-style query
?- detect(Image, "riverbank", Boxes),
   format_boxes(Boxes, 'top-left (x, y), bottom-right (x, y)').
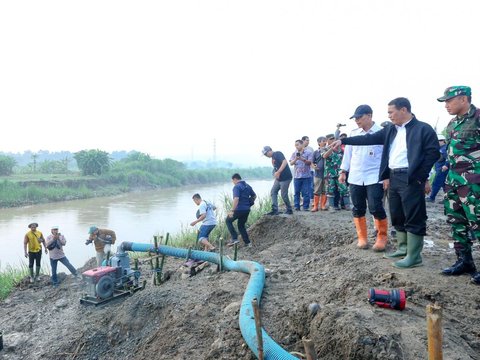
top-left (0, 200), bottom-right (478, 359)
top-left (0, 167), bottom-right (271, 208)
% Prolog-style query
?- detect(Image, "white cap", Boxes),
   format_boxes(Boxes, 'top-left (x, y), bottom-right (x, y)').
top-left (437, 134), bottom-right (446, 141)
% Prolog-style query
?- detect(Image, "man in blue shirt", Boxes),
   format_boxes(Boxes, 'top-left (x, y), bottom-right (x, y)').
top-left (226, 173), bottom-right (256, 247)
top-left (426, 134), bottom-right (449, 203)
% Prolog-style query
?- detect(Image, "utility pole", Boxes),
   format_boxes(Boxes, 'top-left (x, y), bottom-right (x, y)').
top-left (213, 138), bottom-right (217, 163)
top-left (32, 153), bottom-right (38, 173)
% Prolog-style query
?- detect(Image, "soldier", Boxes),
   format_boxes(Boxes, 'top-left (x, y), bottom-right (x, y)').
top-left (437, 86), bottom-right (480, 285)
top-left (323, 134), bottom-right (350, 211)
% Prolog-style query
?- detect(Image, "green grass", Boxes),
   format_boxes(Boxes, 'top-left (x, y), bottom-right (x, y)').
top-left (0, 261), bottom-right (51, 300)
top-left (0, 263), bottom-right (28, 300)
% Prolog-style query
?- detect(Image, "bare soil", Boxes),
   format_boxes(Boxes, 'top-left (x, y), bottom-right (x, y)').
top-left (1, 200), bottom-right (480, 360)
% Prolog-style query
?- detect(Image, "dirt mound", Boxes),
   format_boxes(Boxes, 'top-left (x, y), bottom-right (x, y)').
top-left (1, 202), bottom-right (480, 360)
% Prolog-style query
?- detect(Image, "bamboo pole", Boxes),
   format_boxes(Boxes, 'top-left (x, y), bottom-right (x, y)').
top-left (252, 297), bottom-right (264, 360)
top-left (154, 236), bottom-right (161, 285)
top-left (426, 303), bottom-right (443, 360)
top-left (158, 233), bottom-right (169, 283)
top-left (218, 238), bottom-right (223, 272)
top-left (302, 337), bottom-right (318, 360)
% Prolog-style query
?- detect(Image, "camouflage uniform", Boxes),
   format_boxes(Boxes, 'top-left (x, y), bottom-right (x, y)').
top-left (438, 85), bottom-right (480, 283)
top-left (324, 149), bottom-right (349, 197)
top-left (444, 104), bottom-right (480, 250)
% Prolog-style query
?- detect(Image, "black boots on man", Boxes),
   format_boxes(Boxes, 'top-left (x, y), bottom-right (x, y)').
top-left (442, 247), bottom-right (477, 276)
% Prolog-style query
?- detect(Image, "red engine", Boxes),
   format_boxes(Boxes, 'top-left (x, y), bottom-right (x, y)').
top-left (82, 266), bottom-right (118, 299)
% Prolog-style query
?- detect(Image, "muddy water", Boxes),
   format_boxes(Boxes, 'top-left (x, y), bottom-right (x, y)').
top-left (0, 180), bottom-right (273, 269)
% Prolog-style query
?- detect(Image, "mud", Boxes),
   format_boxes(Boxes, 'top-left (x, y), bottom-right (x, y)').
top-left (1, 200), bottom-right (479, 360)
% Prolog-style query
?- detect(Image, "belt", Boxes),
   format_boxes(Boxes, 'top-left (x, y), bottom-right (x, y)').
top-left (390, 167), bottom-right (408, 174)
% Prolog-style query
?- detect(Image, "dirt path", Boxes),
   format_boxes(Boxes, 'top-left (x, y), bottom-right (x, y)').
top-left (1, 201), bottom-right (479, 359)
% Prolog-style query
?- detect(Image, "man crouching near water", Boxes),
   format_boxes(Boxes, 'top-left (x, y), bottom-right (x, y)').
top-left (86, 226), bottom-right (116, 266)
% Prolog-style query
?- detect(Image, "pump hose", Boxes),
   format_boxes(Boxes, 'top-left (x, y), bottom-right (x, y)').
top-left (120, 242), bottom-right (298, 360)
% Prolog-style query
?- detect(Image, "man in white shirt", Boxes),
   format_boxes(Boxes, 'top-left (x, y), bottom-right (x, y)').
top-left (190, 193), bottom-right (217, 251)
top-left (340, 105), bottom-right (388, 251)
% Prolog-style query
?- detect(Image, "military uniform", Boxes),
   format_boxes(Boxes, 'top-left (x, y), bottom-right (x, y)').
top-left (438, 86), bottom-right (480, 284)
top-left (324, 148), bottom-right (349, 208)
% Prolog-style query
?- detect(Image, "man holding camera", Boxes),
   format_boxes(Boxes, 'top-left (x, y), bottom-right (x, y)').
top-left (86, 226), bottom-right (116, 266)
top-left (289, 139), bottom-right (313, 211)
top-left (46, 226), bottom-right (79, 287)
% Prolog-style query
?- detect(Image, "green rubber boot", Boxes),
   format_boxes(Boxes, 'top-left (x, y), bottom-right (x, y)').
top-left (384, 231), bottom-right (407, 258)
top-left (393, 232), bottom-right (423, 268)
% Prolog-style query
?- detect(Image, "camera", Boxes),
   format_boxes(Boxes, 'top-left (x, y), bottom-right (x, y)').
top-left (337, 123), bottom-right (346, 127)
top-left (296, 152), bottom-right (301, 157)
top-left (85, 239), bottom-right (93, 245)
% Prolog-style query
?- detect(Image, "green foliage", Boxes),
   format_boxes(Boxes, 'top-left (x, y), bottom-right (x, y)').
top-left (38, 160), bottom-right (69, 174)
top-left (0, 263), bottom-right (28, 300)
top-left (0, 155), bottom-right (16, 176)
top-left (74, 149), bottom-right (111, 176)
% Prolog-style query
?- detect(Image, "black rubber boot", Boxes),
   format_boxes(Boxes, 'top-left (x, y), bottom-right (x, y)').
top-left (442, 246), bottom-right (476, 276)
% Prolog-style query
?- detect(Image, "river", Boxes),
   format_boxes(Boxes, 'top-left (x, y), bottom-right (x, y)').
top-left (0, 179), bottom-right (273, 270)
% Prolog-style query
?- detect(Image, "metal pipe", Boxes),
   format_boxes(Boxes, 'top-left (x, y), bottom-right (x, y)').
top-left (119, 242), bottom-right (298, 360)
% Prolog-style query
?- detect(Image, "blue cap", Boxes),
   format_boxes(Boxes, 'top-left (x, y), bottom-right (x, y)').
top-left (88, 226), bottom-right (98, 234)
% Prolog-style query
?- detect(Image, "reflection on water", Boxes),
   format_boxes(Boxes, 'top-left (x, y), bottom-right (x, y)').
top-left (0, 180), bottom-right (273, 269)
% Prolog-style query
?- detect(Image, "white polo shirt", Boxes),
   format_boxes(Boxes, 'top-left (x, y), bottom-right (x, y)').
top-left (389, 119), bottom-right (412, 169)
top-left (341, 122), bottom-right (384, 186)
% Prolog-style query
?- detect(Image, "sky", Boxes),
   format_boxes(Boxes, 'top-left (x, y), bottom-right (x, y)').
top-left (1, 0), bottom-right (479, 167)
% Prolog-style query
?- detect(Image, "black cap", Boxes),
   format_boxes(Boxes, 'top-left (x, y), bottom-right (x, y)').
top-left (349, 104), bottom-right (373, 119)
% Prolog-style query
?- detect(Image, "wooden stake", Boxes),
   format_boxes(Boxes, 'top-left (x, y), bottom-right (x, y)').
top-left (218, 238), bottom-right (223, 272)
top-left (234, 242), bottom-right (238, 261)
top-left (158, 233), bottom-right (169, 283)
top-left (426, 303), bottom-right (443, 360)
top-left (302, 337), bottom-right (318, 360)
top-left (154, 236), bottom-right (161, 284)
top-left (252, 297), bottom-right (264, 360)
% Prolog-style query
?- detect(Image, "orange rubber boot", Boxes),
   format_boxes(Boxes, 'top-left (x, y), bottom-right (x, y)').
top-left (311, 195), bottom-right (320, 212)
top-left (320, 194), bottom-right (328, 210)
top-left (353, 217), bottom-right (368, 249)
top-left (373, 218), bottom-right (388, 252)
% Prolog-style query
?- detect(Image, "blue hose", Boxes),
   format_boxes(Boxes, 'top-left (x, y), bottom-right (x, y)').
top-left (120, 242), bottom-right (299, 360)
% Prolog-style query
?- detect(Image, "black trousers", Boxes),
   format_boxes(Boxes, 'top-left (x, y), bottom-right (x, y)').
top-left (28, 251), bottom-right (42, 268)
top-left (389, 171), bottom-right (427, 235)
top-left (350, 183), bottom-right (386, 219)
top-left (226, 210), bottom-right (251, 244)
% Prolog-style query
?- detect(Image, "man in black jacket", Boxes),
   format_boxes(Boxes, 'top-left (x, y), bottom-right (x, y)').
top-left (332, 97), bottom-right (439, 268)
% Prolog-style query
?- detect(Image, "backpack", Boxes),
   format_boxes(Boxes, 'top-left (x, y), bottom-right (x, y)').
top-left (245, 184), bottom-right (257, 206)
top-left (196, 201), bottom-right (216, 219)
